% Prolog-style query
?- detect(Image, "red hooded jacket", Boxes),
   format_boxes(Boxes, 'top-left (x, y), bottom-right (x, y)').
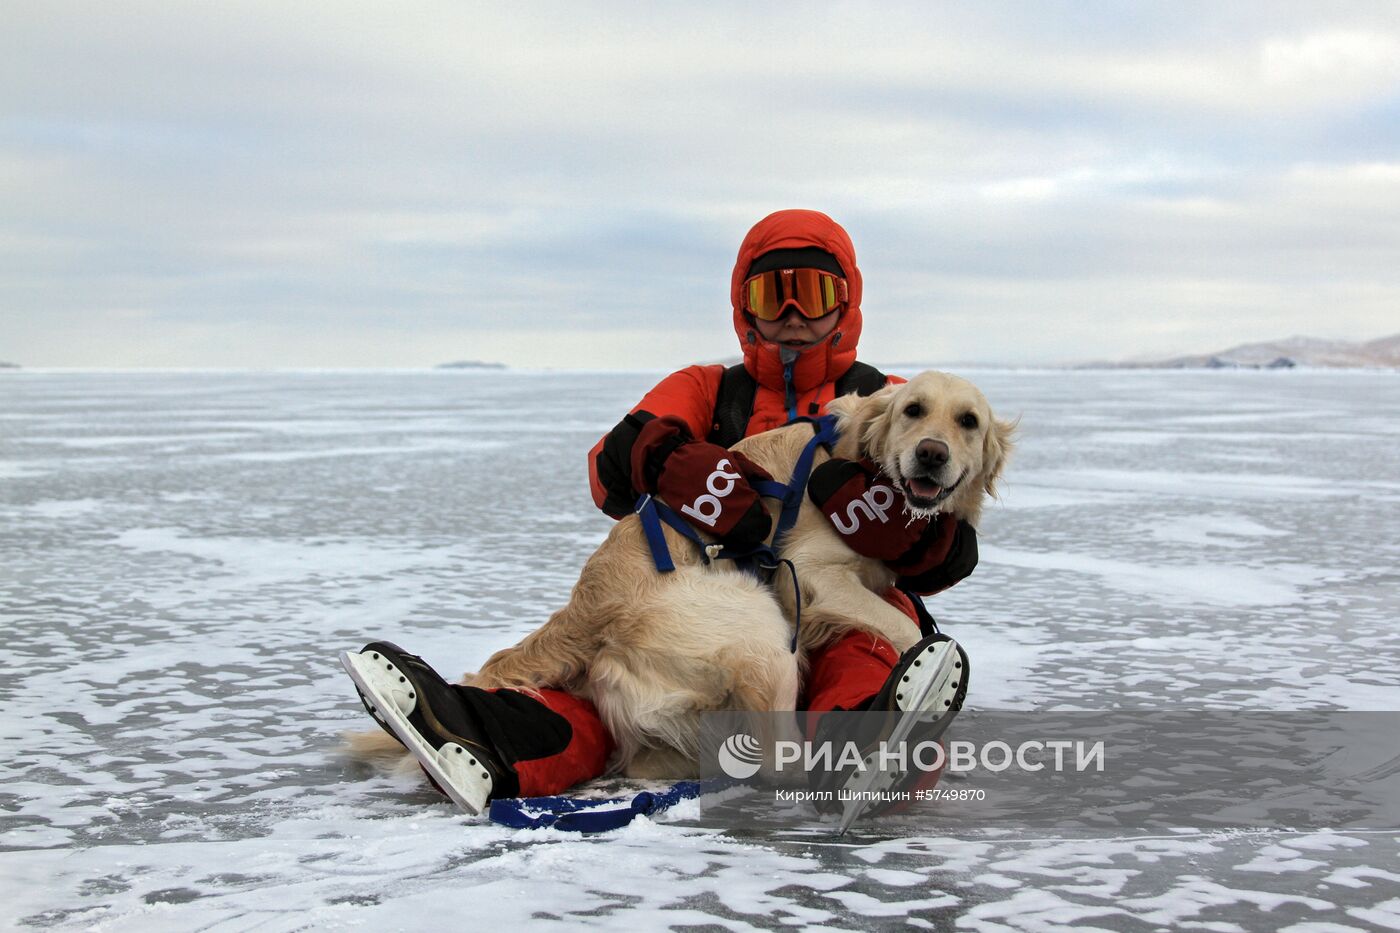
top-left (588, 209), bottom-right (892, 515)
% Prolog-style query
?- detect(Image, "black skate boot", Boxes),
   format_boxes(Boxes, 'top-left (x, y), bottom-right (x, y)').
top-left (340, 642), bottom-right (516, 814)
top-left (810, 632), bottom-right (969, 831)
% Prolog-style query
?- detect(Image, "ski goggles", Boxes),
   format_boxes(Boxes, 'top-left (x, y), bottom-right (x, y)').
top-left (742, 268), bottom-right (848, 321)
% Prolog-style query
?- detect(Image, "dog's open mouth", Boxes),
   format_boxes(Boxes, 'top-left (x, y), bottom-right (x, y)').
top-left (901, 471), bottom-right (965, 510)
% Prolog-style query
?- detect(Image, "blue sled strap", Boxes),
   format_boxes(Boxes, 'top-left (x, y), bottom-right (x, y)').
top-left (488, 779), bottom-right (730, 833)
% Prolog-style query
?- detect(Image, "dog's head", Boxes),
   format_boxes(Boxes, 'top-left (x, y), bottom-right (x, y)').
top-left (828, 371), bottom-right (1015, 525)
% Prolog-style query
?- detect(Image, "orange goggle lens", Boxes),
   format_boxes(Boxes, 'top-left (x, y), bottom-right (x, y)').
top-left (743, 269), bottom-right (848, 321)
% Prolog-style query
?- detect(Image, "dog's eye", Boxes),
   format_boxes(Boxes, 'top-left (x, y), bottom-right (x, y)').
top-left (903, 403), bottom-right (924, 418)
top-left (958, 412), bottom-right (979, 430)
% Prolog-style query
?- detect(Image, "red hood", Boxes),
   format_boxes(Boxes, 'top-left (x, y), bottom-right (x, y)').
top-left (729, 209), bottom-right (863, 394)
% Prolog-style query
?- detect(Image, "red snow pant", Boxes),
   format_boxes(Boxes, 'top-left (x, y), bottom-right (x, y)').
top-left (506, 588), bottom-right (928, 797)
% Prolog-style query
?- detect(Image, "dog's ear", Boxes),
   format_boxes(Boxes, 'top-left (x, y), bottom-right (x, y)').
top-left (981, 413), bottom-right (1018, 498)
top-left (828, 386), bottom-right (896, 461)
top-left (860, 392), bottom-right (898, 463)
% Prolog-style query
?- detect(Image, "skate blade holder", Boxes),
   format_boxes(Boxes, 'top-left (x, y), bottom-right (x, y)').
top-left (339, 649), bottom-right (494, 815)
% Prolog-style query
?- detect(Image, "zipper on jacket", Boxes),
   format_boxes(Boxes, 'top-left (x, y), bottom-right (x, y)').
top-left (783, 361), bottom-right (797, 424)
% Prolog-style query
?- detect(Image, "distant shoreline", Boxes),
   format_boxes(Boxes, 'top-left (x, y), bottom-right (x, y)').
top-left (6, 332), bottom-right (1396, 373)
top-left (1, 365), bottom-right (1396, 377)
top-left (434, 360), bottom-right (507, 370)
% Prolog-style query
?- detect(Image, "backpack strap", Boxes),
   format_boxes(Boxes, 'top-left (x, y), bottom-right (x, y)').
top-left (708, 363), bottom-right (757, 448)
top-left (834, 360), bottom-right (888, 398)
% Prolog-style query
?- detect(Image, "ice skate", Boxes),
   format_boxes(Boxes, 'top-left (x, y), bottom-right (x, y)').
top-left (807, 632), bottom-right (968, 832)
top-left (340, 642), bottom-right (512, 815)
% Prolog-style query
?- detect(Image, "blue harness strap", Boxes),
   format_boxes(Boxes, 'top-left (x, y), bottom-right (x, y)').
top-left (636, 414), bottom-right (840, 572)
top-left (636, 494), bottom-right (677, 572)
top-left (637, 493), bottom-right (803, 651)
top-left (638, 493), bottom-right (784, 565)
top-left (769, 414), bottom-right (840, 546)
top-left (488, 779), bottom-right (731, 833)
top-left (633, 415), bottom-right (838, 654)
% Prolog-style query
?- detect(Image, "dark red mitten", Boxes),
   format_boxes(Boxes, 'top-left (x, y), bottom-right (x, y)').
top-left (810, 458), bottom-right (980, 592)
top-left (807, 458), bottom-right (929, 561)
top-left (633, 418), bottom-right (772, 549)
top-left (630, 415), bottom-right (693, 494)
top-left (726, 449), bottom-right (775, 486)
top-left (886, 512), bottom-right (958, 576)
top-left (896, 520), bottom-right (978, 594)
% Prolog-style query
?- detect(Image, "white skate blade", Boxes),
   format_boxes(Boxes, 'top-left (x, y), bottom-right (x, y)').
top-left (339, 649), bottom-right (493, 815)
top-left (836, 639), bottom-right (965, 835)
top-left (892, 637), bottom-right (963, 714)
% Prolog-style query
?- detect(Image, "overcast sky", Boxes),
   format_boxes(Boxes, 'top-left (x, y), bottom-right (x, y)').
top-left (3, 2), bottom-right (1398, 368)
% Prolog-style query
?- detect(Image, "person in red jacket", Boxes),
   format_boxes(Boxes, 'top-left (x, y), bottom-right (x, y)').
top-left (343, 210), bottom-right (975, 814)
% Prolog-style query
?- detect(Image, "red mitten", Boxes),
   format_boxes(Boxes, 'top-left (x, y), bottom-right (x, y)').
top-left (886, 512), bottom-right (958, 576)
top-left (631, 416), bottom-right (772, 549)
top-left (897, 519), bottom-right (978, 594)
top-left (807, 458), bottom-right (930, 560)
top-left (808, 458), bottom-right (978, 592)
top-left (630, 415), bottom-right (693, 493)
top-left (724, 449), bottom-right (775, 487)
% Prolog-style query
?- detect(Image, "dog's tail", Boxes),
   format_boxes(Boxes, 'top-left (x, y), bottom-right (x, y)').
top-left (341, 727), bottom-right (416, 771)
top-left (469, 607), bottom-right (594, 694)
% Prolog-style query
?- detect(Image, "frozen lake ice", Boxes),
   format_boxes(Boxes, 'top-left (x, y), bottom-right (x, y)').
top-left (2, 368), bottom-right (1398, 930)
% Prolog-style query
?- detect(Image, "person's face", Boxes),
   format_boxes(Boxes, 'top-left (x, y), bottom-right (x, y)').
top-left (752, 307), bottom-right (840, 351)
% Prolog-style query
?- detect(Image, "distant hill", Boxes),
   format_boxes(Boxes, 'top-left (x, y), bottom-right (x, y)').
top-left (0, 361), bottom-right (18, 369)
top-left (435, 360), bottom-right (507, 370)
top-left (1082, 334), bottom-right (1400, 370)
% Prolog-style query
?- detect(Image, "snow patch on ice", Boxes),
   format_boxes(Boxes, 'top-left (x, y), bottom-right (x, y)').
top-left (982, 545), bottom-right (1333, 607)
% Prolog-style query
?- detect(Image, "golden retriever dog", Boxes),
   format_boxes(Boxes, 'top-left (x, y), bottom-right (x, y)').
top-left (347, 371), bottom-right (1013, 786)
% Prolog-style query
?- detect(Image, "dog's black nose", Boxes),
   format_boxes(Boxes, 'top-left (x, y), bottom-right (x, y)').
top-left (916, 439), bottom-right (949, 469)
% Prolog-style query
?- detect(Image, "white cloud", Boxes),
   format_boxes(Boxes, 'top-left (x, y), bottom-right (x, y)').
top-left (1261, 30), bottom-right (1400, 89)
top-left (2, 2), bottom-right (1399, 367)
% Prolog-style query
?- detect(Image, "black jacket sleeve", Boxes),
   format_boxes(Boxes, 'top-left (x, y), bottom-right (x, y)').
top-left (592, 410), bottom-right (658, 519)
